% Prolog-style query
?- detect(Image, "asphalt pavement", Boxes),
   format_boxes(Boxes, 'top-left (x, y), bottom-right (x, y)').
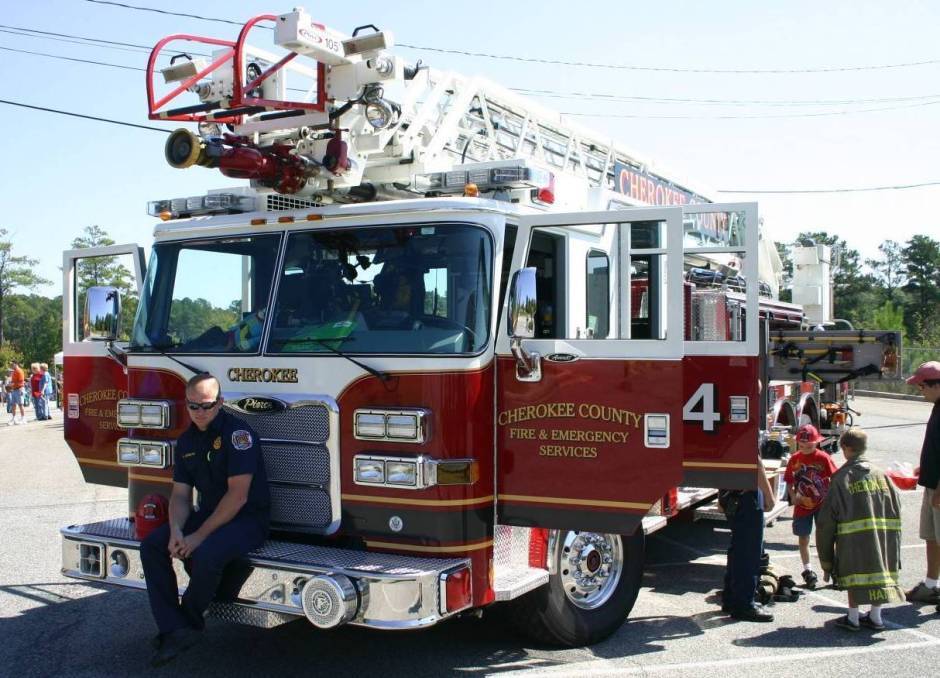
top-left (1, 396), bottom-right (939, 677)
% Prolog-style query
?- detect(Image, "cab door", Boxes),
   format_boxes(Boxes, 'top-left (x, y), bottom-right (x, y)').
top-left (495, 207), bottom-right (686, 535)
top-left (62, 244), bottom-right (145, 487)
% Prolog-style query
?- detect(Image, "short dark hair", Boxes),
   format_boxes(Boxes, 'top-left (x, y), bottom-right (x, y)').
top-left (185, 372), bottom-right (221, 398)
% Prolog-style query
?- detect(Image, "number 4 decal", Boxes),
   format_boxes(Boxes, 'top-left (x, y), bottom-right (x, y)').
top-left (683, 383), bottom-right (721, 432)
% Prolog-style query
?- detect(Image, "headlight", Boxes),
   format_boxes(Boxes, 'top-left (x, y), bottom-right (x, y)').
top-left (386, 414), bottom-right (418, 441)
top-left (355, 412), bottom-right (386, 439)
top-left (140, 404), bottom-right (167, 427)
top-left (118, 440), bottom-right (141, 464)
top-left (353, 409), bottom-right (429, 444)
top-left (110, 550), bottom-right (129, 578)
top-left (140, 443), bottom-right (165, 466)
top-left (117, 400), bottom-right (171, 429)
top-left (386, 461), bottom-right (417, 487)
top-left (117, 402), bottom-right (141, 427)
top-left (354, 458), bottom-right (385, 484)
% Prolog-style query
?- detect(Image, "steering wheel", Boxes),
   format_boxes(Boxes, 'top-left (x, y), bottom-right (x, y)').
top-left (415, 314), bottom-right (478, 347)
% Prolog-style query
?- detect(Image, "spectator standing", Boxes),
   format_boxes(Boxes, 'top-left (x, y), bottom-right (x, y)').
top-left (816, 428), bottom-right (903, 631)
top-left (784, 424), bottom-right (839, 588)
top-left (904, 361), bottom-right (940, 604)
top-left (7, 361), bottom-right (26, 425)
top-left (39, 362), bottom-right (53, 419)
top-left (30, 363), bottom-right (47, 421)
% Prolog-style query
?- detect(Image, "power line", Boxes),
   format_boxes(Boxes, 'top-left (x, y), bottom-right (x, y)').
top-left (10, 23), bottom-right (939, 109)
top-left (514, 87), bottom-right (940, 108)
top-left (83, 0), bottom-right (940, 75)
top-left (8, 43), bottom-right (940, 120)
top-left (0, 23), bottom-right (151, 50)
top-left (1, 98), bottom-right (936, 195)
top-left (718, 182), bottom-right (940, 194)
top-left (562, 98), bottom-right (940, 119)
top-left (0, 45), bottom-right (144, 71)
top-left (0, 99), bottom-right (170, 133)
top-left (0, 27), bottom-right (151, 54)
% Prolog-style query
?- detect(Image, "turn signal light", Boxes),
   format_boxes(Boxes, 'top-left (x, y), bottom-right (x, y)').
top-left (440, 566), bottom-right (472, 614)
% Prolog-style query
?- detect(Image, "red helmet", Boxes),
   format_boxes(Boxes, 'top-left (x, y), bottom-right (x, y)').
top-left (796, 424), bottom-right (824, 444)
top-left (135, 494), bottom-right (169, 540)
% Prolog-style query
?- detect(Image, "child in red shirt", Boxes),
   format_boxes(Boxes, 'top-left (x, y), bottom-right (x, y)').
top-left (785, 424), bottom-right (838, 588)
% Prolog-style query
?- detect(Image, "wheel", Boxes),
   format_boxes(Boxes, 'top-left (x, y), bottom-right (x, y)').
top-left (506, 528), bottom-right (645, 647)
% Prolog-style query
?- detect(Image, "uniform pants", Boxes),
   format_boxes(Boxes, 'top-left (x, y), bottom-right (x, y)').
top-left (140, 510), bottom-right (267, 634)
top-left (724, 490), bottom-right (765, 611)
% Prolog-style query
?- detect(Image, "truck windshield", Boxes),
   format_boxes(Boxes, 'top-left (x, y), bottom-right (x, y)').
top-left (268, 223), bottom-right (493, 355)
top-left (131, 234), bottom-right (281, 353)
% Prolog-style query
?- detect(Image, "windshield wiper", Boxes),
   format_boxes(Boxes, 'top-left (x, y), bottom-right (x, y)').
top-left (126, 341), bottom-right (204, 377)
top-left (278, 336), bottom-right (390, 382)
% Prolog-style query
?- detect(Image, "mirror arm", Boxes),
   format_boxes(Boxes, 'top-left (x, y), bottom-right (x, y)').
top-left (510, 337), bottom-right (541, 378)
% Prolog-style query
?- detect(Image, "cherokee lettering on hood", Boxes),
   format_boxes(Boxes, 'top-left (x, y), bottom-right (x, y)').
top-left (227, 367), bottom-right (299, 383)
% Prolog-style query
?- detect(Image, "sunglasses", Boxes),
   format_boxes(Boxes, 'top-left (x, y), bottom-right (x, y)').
top-left (186, 398), bottom-right (220, 411)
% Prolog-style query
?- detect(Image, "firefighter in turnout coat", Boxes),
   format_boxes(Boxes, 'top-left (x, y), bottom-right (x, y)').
top-left (816, 428), bottom-right (903, 631)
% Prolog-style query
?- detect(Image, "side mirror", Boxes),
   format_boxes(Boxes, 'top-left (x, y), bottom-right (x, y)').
top-left (83, 286), bottom-right (121, 341)
top-left (507, 267), bottom-right (537, 338)
top-left (506, 268), bottom-right (540, 382)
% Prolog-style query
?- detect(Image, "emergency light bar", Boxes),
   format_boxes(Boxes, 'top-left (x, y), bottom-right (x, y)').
top-left (417, 162), bottom-right (555, 204)
top-left (147, 192), bottom-right (256, 220)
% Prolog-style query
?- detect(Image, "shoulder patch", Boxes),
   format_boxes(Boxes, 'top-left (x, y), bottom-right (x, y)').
top-left (231, 430), bottom-right (253, 450)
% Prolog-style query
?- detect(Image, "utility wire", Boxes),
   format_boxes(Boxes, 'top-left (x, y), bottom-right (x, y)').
top-left (718, 182), bottom-right (940, 194)
top-left (83, 0), bottom-right (940, 75)
top-left (562, 98), bottom-right (940, 119)
top-left (0, 45), bottom-right (144, 71)
top-left (0, 98), bottom-right (936, 195)
top-left (12, 23), bottom-right (940, 108)
top-left (0, 27), bottom-right (151, 54)
top-left (7, 43), bottom-right (940, 120)
top-left (0, 99), bottom-right (170, 133)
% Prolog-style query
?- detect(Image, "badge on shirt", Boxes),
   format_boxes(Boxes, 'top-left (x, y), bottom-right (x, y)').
top-left (232, 430), bottom-right (253, 450)
top-left (213, 436), bottom-right (222, 450)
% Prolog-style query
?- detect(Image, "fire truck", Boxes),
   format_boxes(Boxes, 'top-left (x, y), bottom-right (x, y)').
top-left (59, 8), bottom-right (901, 646)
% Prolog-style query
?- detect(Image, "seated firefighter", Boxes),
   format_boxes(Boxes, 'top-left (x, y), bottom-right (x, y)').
top-left (140, 372), bottom-right (270, 667)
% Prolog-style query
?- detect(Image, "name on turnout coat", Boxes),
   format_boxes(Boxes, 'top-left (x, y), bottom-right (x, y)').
top-left (815, 456), bottom-right (903, 604)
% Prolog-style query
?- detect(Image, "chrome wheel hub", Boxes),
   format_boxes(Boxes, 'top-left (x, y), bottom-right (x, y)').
top-left (559, 531), bottom-right (623, 609)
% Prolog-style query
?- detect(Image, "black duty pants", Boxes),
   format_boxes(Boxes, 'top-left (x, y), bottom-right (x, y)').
top-left (724, 490), bottom-right (765, 611)
top-left (140, 510), bottom-right (267, 634)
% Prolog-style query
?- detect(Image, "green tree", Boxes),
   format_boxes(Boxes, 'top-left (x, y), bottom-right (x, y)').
top-left (867, 240), bottom-right (907, 304)
top-left (901, 235), bottom-right (940, 343)
top-left (70, 225), bottom-right (138, 340)
top-left (168, 297), bottom-right (238, 345)
top-left (0, 228), bottom-right (51, 346)
top-left (3, 294), bottom-right (61, 366)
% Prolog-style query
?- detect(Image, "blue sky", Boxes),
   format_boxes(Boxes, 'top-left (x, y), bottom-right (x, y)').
top-left (2, 0), bottom-right (938, 297)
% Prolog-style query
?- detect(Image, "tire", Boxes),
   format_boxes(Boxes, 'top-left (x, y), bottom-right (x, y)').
top-left (506, 528), bottom-right (645, 647)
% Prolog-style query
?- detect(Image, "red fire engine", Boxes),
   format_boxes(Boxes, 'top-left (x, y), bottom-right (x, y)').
top-left (59, 8), bottom-right (901, 646)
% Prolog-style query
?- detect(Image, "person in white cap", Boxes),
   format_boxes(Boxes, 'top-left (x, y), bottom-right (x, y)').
top-left (904, 361), bottom-right (940, 604)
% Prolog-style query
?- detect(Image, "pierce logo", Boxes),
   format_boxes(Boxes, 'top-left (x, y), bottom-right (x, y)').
top-left (232, 397), bottom-right (287, 414)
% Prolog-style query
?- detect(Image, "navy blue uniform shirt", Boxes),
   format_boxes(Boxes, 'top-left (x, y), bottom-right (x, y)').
top-left (173, 408), bottom-right (270, 518)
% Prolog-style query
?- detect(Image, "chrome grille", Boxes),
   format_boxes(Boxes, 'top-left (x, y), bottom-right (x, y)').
top-left (262, 442), bottom-right (330, 484)
top-left (224, 400), bottom-right (338, 534)
top-left (270, 485), bottom-right (332, 529)
top-left (229, 404), bottom-right (329, 442)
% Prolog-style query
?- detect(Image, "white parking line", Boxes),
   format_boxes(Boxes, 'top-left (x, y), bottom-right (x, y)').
top-left (497, 639), bottom-right (940, 677)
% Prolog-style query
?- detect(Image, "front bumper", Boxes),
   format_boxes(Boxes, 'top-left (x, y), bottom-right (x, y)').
top-left (61, 518), bottom-right (470, 630)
